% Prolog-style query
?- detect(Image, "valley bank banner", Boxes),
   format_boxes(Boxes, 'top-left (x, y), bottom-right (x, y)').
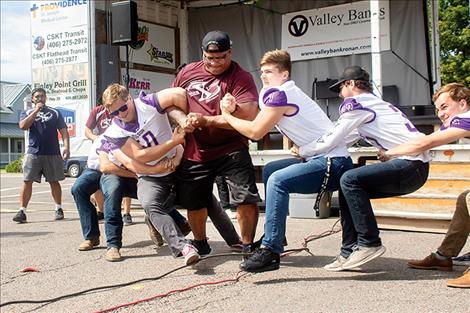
top-left (282, 0), bottom-right (390, 61)
top-left (30, 0), bottom-right (91, 138)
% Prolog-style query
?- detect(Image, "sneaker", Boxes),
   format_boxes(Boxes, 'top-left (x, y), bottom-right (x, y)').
top-left (190, 239), bottom-right (212, 256)
top-left (230, 241), bottom-right (244, 253)
top-left (341, 245), bottom-right (386, 270)
top-left (54, 208), bottom-right (64, 220)
top-left (122, 213), bottom-right (133, 226)
top-left (240, 248), bottom-right (280, 272)
top-left (12, 210), bottom-right (27, 223)
top-left (97, 211), bottom-right (104, 220)
top-left (179, 222), bottom-right (192, 237)
top-left (324, 255), bottom-right (348, 272)
top-left (105, 247), bottom-right (122, 262)
top-left (78, 237), bottom-right (100, 251)
top-left (144, 214), bottom-right (164, 247)
top-left (447, 268), bottom-right (470, 288)
top-left (241, 243), bottom-right (255, 261)
top-left (182, 244), bottom-right (200, 265)
top-left (408, 253), bottom-right (452, 271)
top-left (452, 252), bottom-right (470, 267)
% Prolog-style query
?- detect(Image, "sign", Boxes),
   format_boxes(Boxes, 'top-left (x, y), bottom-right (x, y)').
top-left (120, 21), bottom-right (176, 69)
top-left (282, 0), bottom-right (390, 61)
top-left (121, 69), bottom-right (175, 98)
top-left (30, 0), bottom-right (90, 138)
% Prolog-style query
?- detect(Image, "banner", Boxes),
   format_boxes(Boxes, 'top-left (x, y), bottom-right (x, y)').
top-left (120, 21), bottom-right (176, 69)
top-left (121, 68), bottom-right (175, 99)
top-left (282, 0), bottom-right (390, 61)
top-left (30, 0), bottom-right (90, 138)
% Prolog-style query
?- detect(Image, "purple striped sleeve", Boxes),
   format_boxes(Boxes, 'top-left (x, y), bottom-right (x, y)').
top-left (339, 98), bottom-right (376, 123)
top-left (103, 135), bottom-right (128, 149)
top-left (449, 116), bottom-right (470, 131)
top-left (262, 88), bottom-right (299, 116)
top-left (139, 90), bottom-right (164, 114)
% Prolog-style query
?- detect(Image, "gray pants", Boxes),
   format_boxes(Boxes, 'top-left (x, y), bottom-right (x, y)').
top-left (137, 175), bottom-right (188, 256)
top-left (207, 195), bottom-right (240, 246)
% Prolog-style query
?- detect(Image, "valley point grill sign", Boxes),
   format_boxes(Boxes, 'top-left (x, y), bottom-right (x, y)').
top-left (282, 0), bottom-right (390, 61)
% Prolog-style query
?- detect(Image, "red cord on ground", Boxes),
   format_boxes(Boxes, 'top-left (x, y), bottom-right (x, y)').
top-left (20, 267), bottom-right (39, 273)
top-left (94, 270), bottom-right (247, 313)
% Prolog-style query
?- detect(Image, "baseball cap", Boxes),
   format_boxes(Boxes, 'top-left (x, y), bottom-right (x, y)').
top-left (329, 66), bottom-right (370, 93)
top-left (201, 30), bottom-right (232, 52)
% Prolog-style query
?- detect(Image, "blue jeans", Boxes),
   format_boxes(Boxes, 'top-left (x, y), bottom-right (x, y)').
top-left (339, 158), bottom-right (429, 257)
top-left (71, 169), bottom-right (102, 240)
top-left (100, 174), bottom-right (137, 249)
top-left (262, 156), bottom-right (354, 254)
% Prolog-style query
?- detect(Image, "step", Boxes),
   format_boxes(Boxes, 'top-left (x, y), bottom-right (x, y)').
top-left (415, 178), bottom-right (470, 195)
top-left (428, 162), bottom-right (470, 179)
top-left (371, 196), bottom-right (457, 215)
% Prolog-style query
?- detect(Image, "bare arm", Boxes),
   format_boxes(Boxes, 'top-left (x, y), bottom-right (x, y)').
top-left (112, 149), bottom-right (174, 175)
top-left (156, 87), bottom-right (188, 112)
top-left (98, 151), bottom-right (136, 178)
top-left (59, 127), bottom-right (70, 160)
top-left (119, 128), bottom-right (185, 164)
top-left (385, 128), bottom-right (470, 157)
top-left (19, 105), bottom-right (42, 130)
top-left (85, 126), bottom-right (97, 141)
top-left (197, 100), bottom-right (259, 130)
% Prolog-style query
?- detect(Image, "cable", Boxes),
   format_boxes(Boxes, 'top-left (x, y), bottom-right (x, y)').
top-left (94, 270), bottom-right (248, 313)
top-left (0, 253), bottom-right (240, 308)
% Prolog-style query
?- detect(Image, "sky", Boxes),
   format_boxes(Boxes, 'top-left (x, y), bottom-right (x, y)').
top-left (1, 0), bottom-right (32, 84)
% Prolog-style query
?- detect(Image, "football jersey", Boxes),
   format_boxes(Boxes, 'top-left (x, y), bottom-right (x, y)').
top-left (86, 135), bottom-right (122, 171)
top-left (104, 90), bottom-right (175, 177)
top-left (259, 80), bottom-right (349, 159)
top-left (338, 93), bottom-right (430, 162)
top-left (442, 110), bottom-right (470, 144)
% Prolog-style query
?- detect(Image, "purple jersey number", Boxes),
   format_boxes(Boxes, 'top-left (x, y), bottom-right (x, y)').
top-left (388, 105), bottom-right (418, 132)
top-left (141, 131), bottom-right (159, 148)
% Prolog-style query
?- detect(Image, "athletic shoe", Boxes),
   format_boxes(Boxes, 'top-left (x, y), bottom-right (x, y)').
top-left (408, 253), bottom-right (452, 271)
top-left (452, 252), bottom-right (470, 267)
top-left (341, 245), bottom-right (386, 270)
top-left (122, 213), bottom-right (133, 226)
top-left (190, 239), bottom-right (212, 256)
top-left (78, 237), bottom-right (100, 251)
top-left (97, 211), bottom-right (104, 220)
top-left (230, 241), bottom-right (244, 253)
top-left (182, 244), bottom-right (200, 265)
top-left (324, 255), bottom-right (348, 272)
top-left (105, 247), bottom-right (122, 262)
top-left (242, 243), bottom-right (255, 261)
top-left (12, 210), bottom-right (27, 223)
top-left (447, 268), bottom-right (470, 288)
top-left (240, 248), bottom-right (280, 272)
top-left (54, 208), bottom-right (64, 220)
top-left (144, 214), bottom-right (164, 246)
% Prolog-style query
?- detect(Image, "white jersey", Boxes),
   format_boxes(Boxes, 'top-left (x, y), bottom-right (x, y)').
top-left (86, 135), bottom-right (122, 171)
top-left (259, 80), bottom-right (349, 159)
top-left (442, 110), bottom-right (470, 144)
top-left (103, 91), bottom-right (175, 177)
top-left (300, 92), bottom-right (430, 162)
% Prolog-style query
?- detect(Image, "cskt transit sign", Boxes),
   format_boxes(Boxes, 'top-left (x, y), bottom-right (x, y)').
top-left (282, 0), bottom-right (390, 61)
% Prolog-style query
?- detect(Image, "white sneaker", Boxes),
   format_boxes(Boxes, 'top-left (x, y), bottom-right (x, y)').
top-left (341, 245), bottom-right (386, 270)
top-left (182, 244), bottom-right (200, 265)
top-left (324, 255), bottom-right (348, 272)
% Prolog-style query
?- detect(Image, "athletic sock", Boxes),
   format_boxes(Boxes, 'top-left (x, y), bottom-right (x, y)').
top-left (435, 251), bottom-right (450, 260)
top-left (19, 207), bottom-right (27, 213)
top-left (55, 204), bottom-right (62, 211)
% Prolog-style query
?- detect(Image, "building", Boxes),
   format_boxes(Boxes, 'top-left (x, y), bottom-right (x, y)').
top-left (0, 82), bottom-right (30, 166)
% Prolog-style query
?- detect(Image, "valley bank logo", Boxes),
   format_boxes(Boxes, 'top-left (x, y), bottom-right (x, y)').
top-left (288, 15), bottom-right (309, 37)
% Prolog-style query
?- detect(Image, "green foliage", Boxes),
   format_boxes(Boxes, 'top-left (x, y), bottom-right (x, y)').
top-left (5, 156), bottom-right (23, 173)
top-left (438, 0), bottom-right (470, 85)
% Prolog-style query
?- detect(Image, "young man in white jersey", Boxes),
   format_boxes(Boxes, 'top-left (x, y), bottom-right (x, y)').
top-left (382, 83), bottom-right (470, 288)
top-left (219, 49), bottom-right (354, 272)
top-left (102, 84), bottom-right (241, 265)
top-left (295, 66), bottom-right (431, 271)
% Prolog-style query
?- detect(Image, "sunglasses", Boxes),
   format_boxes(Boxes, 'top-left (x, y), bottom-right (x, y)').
top-left (109, 104), bottom-right (128, 116)
top-left (203, 51), bottom-right (229, 62)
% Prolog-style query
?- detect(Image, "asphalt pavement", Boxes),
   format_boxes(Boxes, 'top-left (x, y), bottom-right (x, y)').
top-left (1, 173), bottom-right (469, 312)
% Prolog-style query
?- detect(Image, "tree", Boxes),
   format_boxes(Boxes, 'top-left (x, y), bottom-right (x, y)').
top-left (438, 0), bottom-right (470, 85)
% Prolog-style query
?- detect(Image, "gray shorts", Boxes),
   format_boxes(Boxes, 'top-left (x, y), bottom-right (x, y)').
top-left (23, 154), bottom-right (65, 183)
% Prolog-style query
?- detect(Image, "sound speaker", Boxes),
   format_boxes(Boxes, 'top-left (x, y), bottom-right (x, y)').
top-left (111, 1), bottom-right (138, 45)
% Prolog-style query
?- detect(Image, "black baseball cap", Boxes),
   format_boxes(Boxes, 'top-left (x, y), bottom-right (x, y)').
top-left (329, 66), bottom-right (370, 93)
top-left (201, 30), bottom-right (232, 52)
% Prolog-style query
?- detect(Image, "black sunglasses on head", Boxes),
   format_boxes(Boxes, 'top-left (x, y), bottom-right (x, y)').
top-left (109, 104), bottom-right (128, 116)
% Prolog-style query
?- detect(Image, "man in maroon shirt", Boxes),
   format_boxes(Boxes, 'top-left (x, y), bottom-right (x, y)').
top-left (171, 30), bottom-right (260, 256)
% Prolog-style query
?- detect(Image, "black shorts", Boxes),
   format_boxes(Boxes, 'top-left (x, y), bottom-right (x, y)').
top-left (176, 149), bottom-right (260, 211)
